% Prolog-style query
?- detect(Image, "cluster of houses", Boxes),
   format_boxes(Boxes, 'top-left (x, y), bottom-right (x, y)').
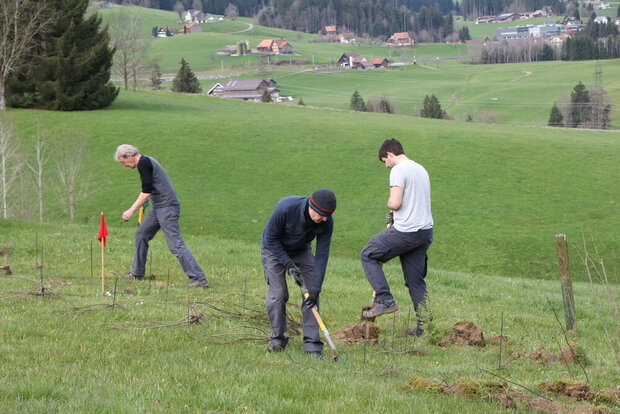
top-left (476, 9), bottom-right (555, 24)
top-left (152, 9), bottom-right (224, 37)
top-left (323, 26), bottom-right (357, 44)
top-left (217, 38), bottom-right (295, 56)
top-left (323, 26), bottom-right (414, 47)
top-left (183, 9), bottom-right (223, 24)
top-left (337, 52), bottom-right (389, 69)
top-left (495, 16), bottom-right (620, 41)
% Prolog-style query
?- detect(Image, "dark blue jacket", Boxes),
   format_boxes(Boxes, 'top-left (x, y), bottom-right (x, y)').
top-left (261, 196), bottom-right (333, 293)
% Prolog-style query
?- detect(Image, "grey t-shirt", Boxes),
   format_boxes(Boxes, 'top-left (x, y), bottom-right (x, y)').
top-left (389, 159), bottom-right (433, 232)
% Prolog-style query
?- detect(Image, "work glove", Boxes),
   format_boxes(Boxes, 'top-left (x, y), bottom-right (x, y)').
top-left (287, 264), bottom-right (303, 286)
top-left (385, 211), bottom-right (394, 226)
top-left (304, 291), bottom-right (318, 309)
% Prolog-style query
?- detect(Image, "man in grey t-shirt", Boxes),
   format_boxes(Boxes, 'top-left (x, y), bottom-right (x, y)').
top-left (360, 139), bottom-right (433, 335)
top-left (115, 144), bottom-right (208, 288)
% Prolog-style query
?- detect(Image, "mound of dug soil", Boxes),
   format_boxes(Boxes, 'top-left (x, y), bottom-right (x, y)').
top-left (512, 346), bottom-right (576, 364)
top-left (540, 381), bottom-right (620, 407)
top-left (332, 322), bottom-right (380, 344)
top-left (440, 320), bottom-right (486, 347)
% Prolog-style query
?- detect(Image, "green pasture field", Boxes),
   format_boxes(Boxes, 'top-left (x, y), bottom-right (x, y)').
top-left (0, 220), bottom-right (618, 413)
top-left (95, 5), bottom-right (620, 128)
top-left (97, 6), bottom-right (468, 75)
top-left (258, 59), bottom-right (620, 126)
top-left (4, 90), bottom-right (620, 282)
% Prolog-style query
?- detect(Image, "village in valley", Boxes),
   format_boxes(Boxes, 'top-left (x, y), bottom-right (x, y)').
top-left (127, 0), bottom-right (620, 104)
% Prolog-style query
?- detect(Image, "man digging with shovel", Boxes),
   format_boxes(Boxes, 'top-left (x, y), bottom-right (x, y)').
top-left (261, 189), bottom-right (336, 358)
top-left (115, 144), bottom-right (209, 288)
top-left (360, 139), bottom-right (433, 336)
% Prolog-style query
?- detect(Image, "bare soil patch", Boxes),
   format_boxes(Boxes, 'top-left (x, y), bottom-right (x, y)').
top-left (332, 322), bottom-right (379, 344)
top-left (440, 320), bottom-right (486, 347)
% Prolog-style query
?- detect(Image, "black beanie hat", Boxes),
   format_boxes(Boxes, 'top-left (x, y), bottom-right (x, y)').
top-left (309, 188), bottom-right (337, 217)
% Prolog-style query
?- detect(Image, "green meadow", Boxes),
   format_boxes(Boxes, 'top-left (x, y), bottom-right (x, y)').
top-left (1, 219), bottom-right (619, 413)
top-left (1, 6), bottom-right (619, 412)
top-left (7, 90), bottom-right (620, 280)
top-left (97, 6), bottom-right (620, 127)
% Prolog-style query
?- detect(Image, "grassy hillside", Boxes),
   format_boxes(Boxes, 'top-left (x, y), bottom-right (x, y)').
top-left (0, 221), bottom-right (618, 413)
top-left (95, 5), bottom-right (620, 128)
top-left (264, 59), bottom-right (620, 125)
top-left (5, 90), bottom-right (620, 283)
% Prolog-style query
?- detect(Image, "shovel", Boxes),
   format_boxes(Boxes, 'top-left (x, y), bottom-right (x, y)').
top-left (290, 273), bottom-right (339, 362)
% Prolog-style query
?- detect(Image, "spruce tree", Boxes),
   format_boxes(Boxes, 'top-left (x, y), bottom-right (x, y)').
top-left (350, 90), bottom-right (366, 111)
top-left (261, 89), bottom-right (272, 102)
top-left (569, 82), bottom-right (590, 127)
top-left (548, 102), bottom-right (564, 127)
top-left (421, 94), bottom-right (444, 119)
top-left (6, 0), bottom-right (118, 110)
top-left (171, 58), bottom-right (202, 93)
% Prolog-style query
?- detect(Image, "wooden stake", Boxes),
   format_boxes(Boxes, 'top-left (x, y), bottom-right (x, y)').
top-left (555, 234), bottom-right (576, 331)
top-left (101, 239), bottom-right (105, 294)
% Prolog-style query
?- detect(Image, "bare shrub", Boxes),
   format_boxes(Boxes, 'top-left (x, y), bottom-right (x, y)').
top-left (366, 94), bottom-right (395, 114)
top-left (478, 109), bottom-right (501, 124)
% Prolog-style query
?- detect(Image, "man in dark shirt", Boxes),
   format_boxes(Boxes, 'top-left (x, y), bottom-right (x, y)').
top-left (261, 189), bottom-right (336, 358)
top-left (114, 144), bottom-right (208, 288)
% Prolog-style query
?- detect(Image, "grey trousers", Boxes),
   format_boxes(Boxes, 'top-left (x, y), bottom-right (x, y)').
top-left (261, 247), bottom-right (323, 353)
top-left (131, 204), bottom-right (207, 282)
top-left (361, 226), bottom-right (433, 317)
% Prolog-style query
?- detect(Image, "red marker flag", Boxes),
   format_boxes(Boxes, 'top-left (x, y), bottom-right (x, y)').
top-left (98, 212), bottom-right (108, 247)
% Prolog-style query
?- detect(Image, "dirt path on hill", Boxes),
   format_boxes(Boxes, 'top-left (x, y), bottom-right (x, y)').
top-left (229, 23), bottom-right (253, 34)
top-left (511, 71), bottom-right (532, 82)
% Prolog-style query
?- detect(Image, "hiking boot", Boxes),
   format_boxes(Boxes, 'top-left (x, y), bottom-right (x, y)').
top-left (186, 279), bottom-right (209, 288)
top-left (361, 300), bottom-right (398, 319)
top-left (404, 327), bottom-right (424, 337)
top-left (304, 350), bottom-right (323, 359)
top-left (267, 344), bottom-right (285, 353)
top-left (122, 272), bottom-right (144, 281)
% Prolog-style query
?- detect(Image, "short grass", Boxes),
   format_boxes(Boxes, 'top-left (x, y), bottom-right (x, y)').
top-left (0, 221), bottom-right (618, 413)
top-left (267, 58), bottom-right (620, 125)
top-left (5, 90), bottom-right (620, 282)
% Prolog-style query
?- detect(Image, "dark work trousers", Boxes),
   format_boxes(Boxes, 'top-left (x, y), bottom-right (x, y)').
top-left (131, 204), bottom-right (206, 282)
top-left (360, 226), bottom-right (433, 324)
top-left (261, 247), bottom-right (323, 353)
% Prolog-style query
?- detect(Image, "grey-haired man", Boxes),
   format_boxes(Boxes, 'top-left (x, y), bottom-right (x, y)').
top-left (115, 144), bottom-right (208, 288)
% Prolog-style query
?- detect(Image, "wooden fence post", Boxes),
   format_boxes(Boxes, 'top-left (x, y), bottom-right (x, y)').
top-left (555, 234), bottom-right (577, 331)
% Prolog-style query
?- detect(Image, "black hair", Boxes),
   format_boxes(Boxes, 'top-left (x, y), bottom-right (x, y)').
top-left (378, 138), bottom-right (404, 161)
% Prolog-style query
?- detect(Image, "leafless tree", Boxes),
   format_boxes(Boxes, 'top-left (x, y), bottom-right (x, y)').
top-left (0, 0), bottom-right (54, 110)
top-left (192, 0), bottom-right (203, 11)
top-left (175, 1), bottom-right (185, 21)
top-left (589, 88), bottom-right (611, 130)
top-left (0, 115), bottom-right (22, 218)
top-left (110, 9), bottom-right (153, 91)
top-left (54, 132), bottom-right (93, 222)
top-left (225, 3), bottom-right (239, 20)
top-left (25, 125), bottom-right (50, 222)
